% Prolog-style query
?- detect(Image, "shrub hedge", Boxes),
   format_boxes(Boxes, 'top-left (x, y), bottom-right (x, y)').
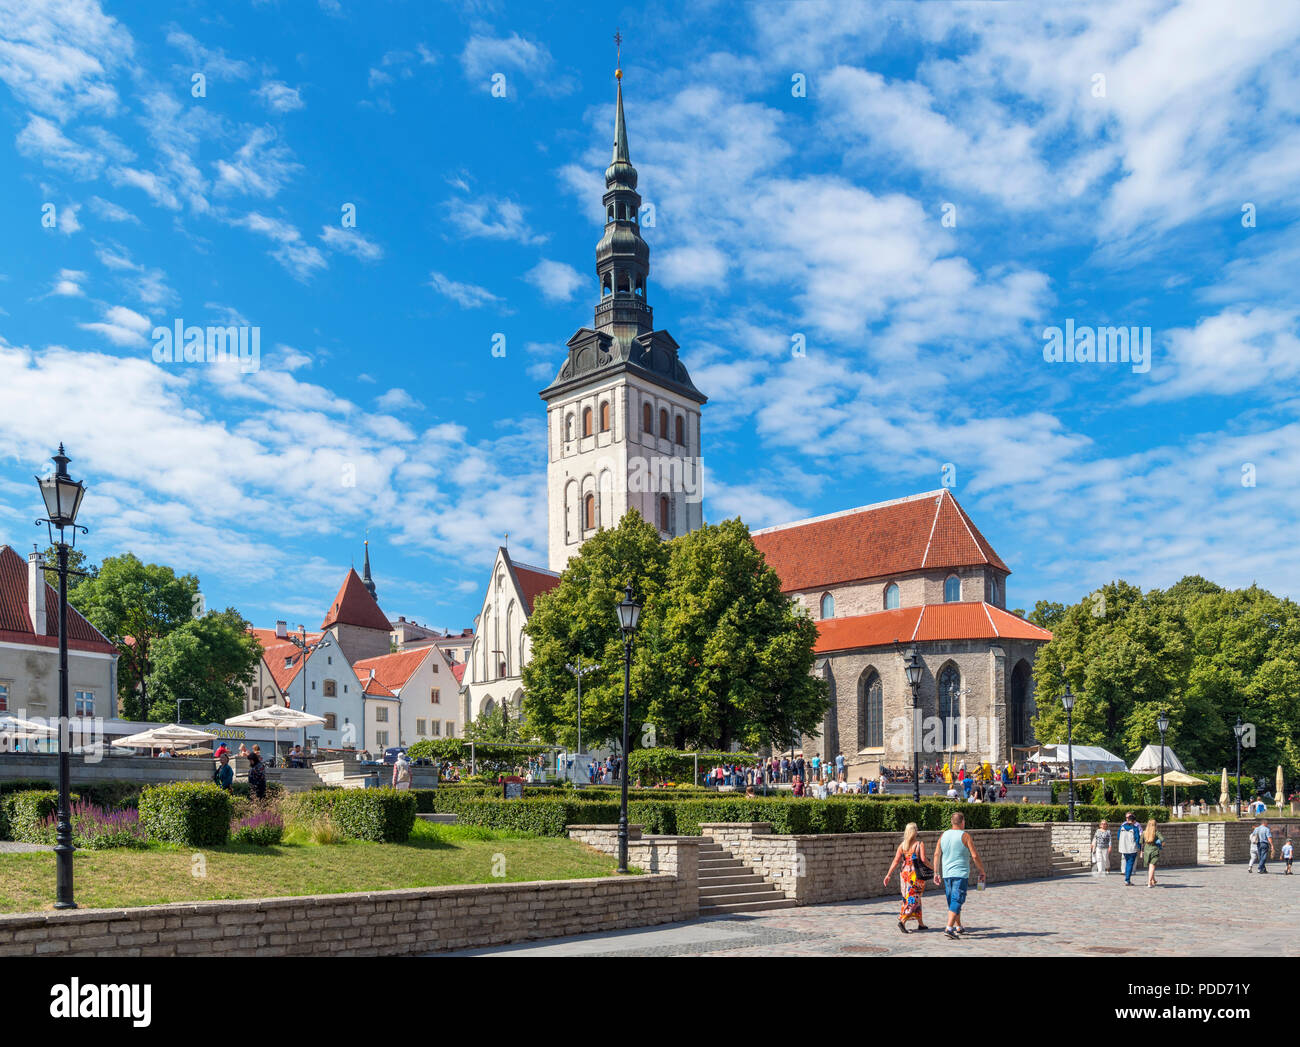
top-left (283, 789), bottom-right (416, 842)
top-left (0, 790), bottom-right (83, 843)
top-left (138, 783), bottom-right (232, 846)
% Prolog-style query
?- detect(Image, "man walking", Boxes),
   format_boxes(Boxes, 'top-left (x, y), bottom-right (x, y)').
top-left (1117, 812), bottom-right (1142, 885)
top-left (933, 811), bottom-right (986, 939)
top-left (1252, 820), bottom-right (1275, 873)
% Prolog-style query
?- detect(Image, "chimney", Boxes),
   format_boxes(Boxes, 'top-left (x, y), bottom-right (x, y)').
top-left (368, 668), bottom-right (376, 681)
top-left (27, 548), bottom-right (47, 636)
top-left (275, 620), bottom-right (287, 639)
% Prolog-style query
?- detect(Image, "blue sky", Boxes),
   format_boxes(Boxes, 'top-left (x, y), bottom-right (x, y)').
top-left (0, 0), bottom-right (1297, 634)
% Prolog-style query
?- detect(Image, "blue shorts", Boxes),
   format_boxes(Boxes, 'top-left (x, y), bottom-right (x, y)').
top-left (944, 877), bottom-right (969, 913)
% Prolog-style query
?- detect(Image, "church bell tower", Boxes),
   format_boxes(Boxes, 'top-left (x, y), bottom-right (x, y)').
top-left (539, 51), bottom-right (707, 571)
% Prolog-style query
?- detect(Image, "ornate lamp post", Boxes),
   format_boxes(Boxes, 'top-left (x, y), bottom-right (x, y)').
top-left (1156, 709), bottom-right (1170, 807)
top-left (278, 622), bottom-right (331, 763)
top-left (903, 647), bottom-right (923, 803)
top-left (564, 657), bottom-right (598, 778)
top-left (614, 585), bottom-right (641, 874)
top-left (35, 444), bottom-right (87, 910)
top-left (1233, 715), bottom-right (1247, 816)
top-left (1061, 674), bottom-right (1076, 823)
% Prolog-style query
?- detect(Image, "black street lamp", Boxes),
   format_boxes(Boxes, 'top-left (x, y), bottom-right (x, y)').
top-left (1233, 715), bottom-right (1247, 816)
top-left (1156, 709), bottom-right (1170, 807)
top-left (1061, 674), bottom-right (1076, 823)
top-left (279, 623), bottom-right (331, 763)
top-left (903, 647), bottom-right (923, 803)
top-left (35, 444), bottom-right (87, 910)
top-left (614, 584), bottom-right (641, 874)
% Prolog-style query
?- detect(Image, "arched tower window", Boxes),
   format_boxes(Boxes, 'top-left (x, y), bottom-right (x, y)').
top-left (858, 670), bottom-right (883, 749)
top-left (990, 576), bottom-right (1000, 606)
top-left (606, 204), bottom-right (614, 222)
top-left (617, 272), bottom-right (631, 293)
top-left (583, 408), bottom-right (593, 437)
top-left (564, 414), bottom-right (574, 442)
top-left (659, 495), bottom-right (670, 532)
top-left (635, 276), bottom-right (644, 297)
top-left (939, 664), bottom-right (963, 748)
top-left (602, 273), bottom-right (612, 297)
top-left (659, 408), bottom-right (669, 439)
top-left (642, 402), bottom-right (653, 433)
top-left (944, 574), bottom-right (961, 602)
top-left (884, 583), bottom-right (900, 610)
top-left (599, 402), bottom-right (611, 431)
top-left (675, 415), bottom-right (685, 445)
top-left (584, 494), bottom-right (595, 530)
top-left (820, 592), bottom-right (835, 619)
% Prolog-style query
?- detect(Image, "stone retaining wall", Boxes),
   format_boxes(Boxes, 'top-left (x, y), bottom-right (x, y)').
top-left (0, 753), bottom-right (210, 785)
top-left (1039, 821), bottom-right (1198, 870)
top-left (0, 866), bottom-right (695, 956)
top-left (695, 822), bottom-right (1053, 906)
top-left (1198, 819), bottom-right (1300, 864)
top-left (566, 825), bottom-right (699, 918)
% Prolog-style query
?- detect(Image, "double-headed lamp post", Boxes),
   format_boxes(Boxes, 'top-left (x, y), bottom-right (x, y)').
top-left (1061, 674), bottom-right (1076, 823)
top-left (615, 585), bottom-right (641, 874)
top-left (1156, 709), bottom-right (1170, 806)
top-left (1233, 715), bottom-right (1247, 815)
top-left (278, 622), bottom-right (331, 762)
top-left (35, 444), bottom-right (87, 910)
top-left (903, 648), bottom-right (923, 803)
top-left (564, 657), bottom-right (598, 775)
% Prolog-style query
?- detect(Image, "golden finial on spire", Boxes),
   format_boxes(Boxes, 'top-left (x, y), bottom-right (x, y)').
top-left (614, 29), bottom-right (623, 80)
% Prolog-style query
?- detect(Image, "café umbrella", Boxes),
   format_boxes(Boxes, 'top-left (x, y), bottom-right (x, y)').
top-left (0, 714), bottom-right (57, 753)
top-left (225, 707), bottom-right (326, 765)
top-left (1141, 770), bottom-right (1203, 809)
top-left (111, 724), bottom-right (218, 752)
top-left (1278, 766), bottom-right (1286, 808)
top-left (1219, 768), bottom-right (1229, 810)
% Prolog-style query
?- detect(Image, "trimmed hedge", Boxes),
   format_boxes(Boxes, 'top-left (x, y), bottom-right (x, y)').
top-left (283, 789), bottom-right (416, 842)
top-left (446, 798), bottom-right (621, 836)
top-left (1, 790), bottom-right (83, 843)
top-left (138, 783), bottom-right (232, 846)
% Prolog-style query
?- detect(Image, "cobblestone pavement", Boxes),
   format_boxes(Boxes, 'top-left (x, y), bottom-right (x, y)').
top-left (0, 842), bottom-right (52, 853)
top-left (444, 865), bottom-right (1298, 956)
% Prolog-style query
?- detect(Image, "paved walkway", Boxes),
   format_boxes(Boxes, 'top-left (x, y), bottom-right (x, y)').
top-left (0, 842), bottom-right (52, 853)
top-left (444, 865), bottom-right (1298, 956)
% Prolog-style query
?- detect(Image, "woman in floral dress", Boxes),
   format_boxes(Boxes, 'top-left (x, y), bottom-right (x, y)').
top-left (884, 821), bottom-right (928, 933)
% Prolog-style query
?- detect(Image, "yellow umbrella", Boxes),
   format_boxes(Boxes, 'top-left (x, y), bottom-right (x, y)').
top-left (1277, 766), bottom-right (1286, 808)
top-left (1219, 768), bottom-right (1229, 810)
top-left (1142, 771), bottom-right (1202, 810)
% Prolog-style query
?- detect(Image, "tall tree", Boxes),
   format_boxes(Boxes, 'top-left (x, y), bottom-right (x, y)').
top-left (40, 544), bottom-right (98, 591)
top-left (646, 518), bottom-right (827, 751)
top-left (522, 510), bottom-right (670, 750)
top-left (68, 553), bottom-right (200, 719)
top-left (146, 609), bottom-right (262, 724)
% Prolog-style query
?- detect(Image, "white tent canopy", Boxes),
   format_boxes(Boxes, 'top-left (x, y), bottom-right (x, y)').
top-left (1129, 744), bottom-right (1187, 774)
top-left (1031, 744), bottom-right (1128, 775)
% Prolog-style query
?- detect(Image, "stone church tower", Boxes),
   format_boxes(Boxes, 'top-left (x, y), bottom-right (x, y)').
top-left (540, 68), bottom-right (707, 571)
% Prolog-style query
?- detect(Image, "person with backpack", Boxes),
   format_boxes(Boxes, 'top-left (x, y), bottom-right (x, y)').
top-left (1251, 820), bottom-right (1274, 873)
top-left (1117, 812), bottom-right (1142, 885)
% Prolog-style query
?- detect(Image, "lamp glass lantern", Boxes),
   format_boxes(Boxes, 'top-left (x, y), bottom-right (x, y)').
top-left (903, 648), bottom-right (923, 688)
top-left (36, 446), bottom-right (86, 530)
top-left (616, 587), bottom-right (642, 634)
top-left (1156, 710), bottom-right (1170, 735)
top-left (1060, 684), bottom-right (1075, 712)
top-left (1233, 716), bottom-right (1246, 741)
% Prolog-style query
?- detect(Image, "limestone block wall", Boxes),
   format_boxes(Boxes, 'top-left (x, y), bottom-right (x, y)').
top-left (0, 754), bottom-right (210, 786)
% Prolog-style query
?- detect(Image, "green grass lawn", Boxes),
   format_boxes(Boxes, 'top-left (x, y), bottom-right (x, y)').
top-left (0, 822), bottom-right (627, 914)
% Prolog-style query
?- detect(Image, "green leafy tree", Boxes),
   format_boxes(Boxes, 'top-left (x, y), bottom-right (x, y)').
top-left (69, 553), bottom-right (200, 719)
top-left (146, 609), bottom-right (262, 724)
top-left (40, 544), bottom-right (98, 591)
top-left (522, 510), bottom-right (670, 750)
top-left (462, 706), bottom-right (531, 743)
top-left (646, 518), bottom-right (827, 751)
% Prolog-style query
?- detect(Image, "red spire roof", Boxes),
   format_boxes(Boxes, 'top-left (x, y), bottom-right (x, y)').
top-left (752, 490), bottom-right (1008, 593)
top-left (813, 602), bottom-right (1051, 654)
top-left (321, 567), bottom-right (391, 633)
top-left (0, 545), bottom-right (116, 655)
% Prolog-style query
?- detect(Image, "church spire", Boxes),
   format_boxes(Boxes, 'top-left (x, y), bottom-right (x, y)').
top-left (595, 33), bottom-right (651, 338)
top-left (362, 538), bottom-right (376, 601)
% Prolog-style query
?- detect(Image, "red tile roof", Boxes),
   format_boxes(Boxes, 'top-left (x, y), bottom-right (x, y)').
top-left (752, 490), bottom-right (1009, 593)
top-left (264, 641), bottom-right (310, 695)
top-left (320, 568), bottom-right (391, 632)
top-left (355, 666), bottom-right (399, 698)
top-left (353, 647), bottom-right (435, 695)
top-left (508, 555), bottom-right (560, 613)
top-left (250, 627), bottom-right (321, 650)
top-left (0, 545), bottom-right (117, 655)
top-left (813, 602), bottom-right (1051, 654)
top-left (450, 662), bottom-right (466, 684)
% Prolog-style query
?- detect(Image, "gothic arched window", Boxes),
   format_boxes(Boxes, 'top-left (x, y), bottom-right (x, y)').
top-left (642, 402), bottom-right (653, 433)
top-left (990, 576), bottom-right (1000, 605)
top-left (939, 664), bottom-right (963, 747)
top-left (599, 402), bottom-right (611, 431)
top-left (675, 415), bottom-right (685, 445)
top-left (820, 592), bottom-right (835, 619)
top-left (584, 494), bottom-right (595, 530)
top-left (606, 204), bottom-right (614, 222)
top-left (565, 414), bottom-right (574, 442)
top-left (583, 408), bottom-right (593, 437)
top-left (659, 408), bottom-right (669, 439)
top-left (602, 273), bottom-right (612, 297)
top-left (635, 276), bottom-right (644, 297)
top-left (944, 574), bottom-right (961, 602)
top-left (884, 583), bottom-right (900, 610)
top-left (858, 671), bottom-right (883, 749)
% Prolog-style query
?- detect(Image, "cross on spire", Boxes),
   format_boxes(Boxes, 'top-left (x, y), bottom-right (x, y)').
top-left (614, 29), bottom-right (622, 77)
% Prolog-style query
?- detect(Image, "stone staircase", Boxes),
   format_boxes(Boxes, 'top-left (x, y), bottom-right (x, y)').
top-left (267, 766), bottom-right (327, 793)
top-left (1050, 846), bottom-right (1092, 876)
top-left (697, 836), bottom-right (796, 916)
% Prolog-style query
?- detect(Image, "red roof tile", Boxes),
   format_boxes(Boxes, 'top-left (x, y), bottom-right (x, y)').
top-left (752, 490), bottom-right (1008, 593)
top-left (354, 665), bottom-right (399, 698)
top-left (250, 627), bottom-right (321, 650)
top-left (0, 545), bottom-right (117, 655)
top-left (320, 568), bottom-right (391, 632)
top-left (264, 641), bottom-right (310, 695)
top-left (814, 602), bottom-right (1051, 654)
top-left (508, 556), bottom-right (560, 613)
top-left (450, 662), bottom-right (466, 684)
top-left (353, 647), bottom-right (435, 695)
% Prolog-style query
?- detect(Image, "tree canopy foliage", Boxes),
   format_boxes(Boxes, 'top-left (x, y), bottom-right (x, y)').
top-left (1030, 576), bottom-right (1300, 778)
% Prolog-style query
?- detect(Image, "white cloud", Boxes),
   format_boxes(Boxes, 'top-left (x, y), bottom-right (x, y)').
top-left (460, 32), bottom-right (556, 92)
top-left (320, 225), bottom-right (383, 262)
top-left (165, 28), bottom-right (251, 81)
top-left (88, 195), bottom-right (138, 222)
top-left (255, 80), bottom-right (304, 113)
top-left (50, 268), bottom-right (86, 296)
top-left (93, 244), bottom-right (176, 307)
top-left (16, 115), bottom-right (100, 176)
top-left (376, 388), bottom-right (422, 412)
top-left (427, 271), bottom-right (502, 309)
top-left (78, 304), bottom-right (152, 347)
top-left (213, 127), bottom-right (300, 199)
top-left (443, 195), bottom-right (544, 244)
top-left (524, 259), bottom-right (584, 302)
top-left (230, 213), bottom-right (327, 281)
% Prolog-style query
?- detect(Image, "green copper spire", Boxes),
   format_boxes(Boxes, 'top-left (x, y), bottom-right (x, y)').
top-left (613, 77), bottom-right (629, 164)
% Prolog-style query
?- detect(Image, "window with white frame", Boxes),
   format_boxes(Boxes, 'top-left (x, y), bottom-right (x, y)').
top-left (74, 690), bottom-right (94, 717)
top-left (446, 721), bottom-right (456, 738)
top-left (431, 688), bottom-right (440, 704)
top-left (376, 731), bottom-right (389, 747)
top-left (416, 719), bottom-right (427, 736)
top-left (375, 706), bottom-right (388, 722)
top-left (432, 720), bottom-right (442, 736)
